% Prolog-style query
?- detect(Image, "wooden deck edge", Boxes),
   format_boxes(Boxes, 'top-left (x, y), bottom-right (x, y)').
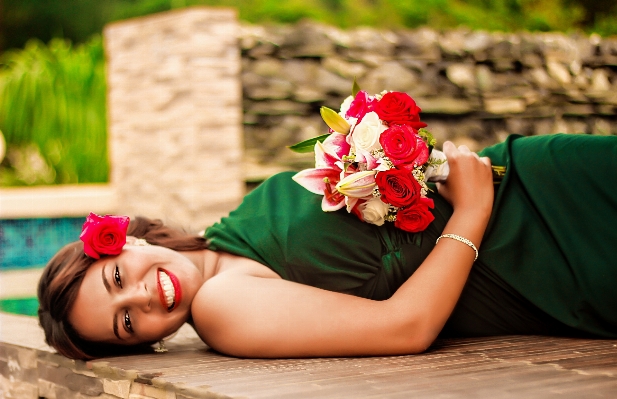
top-left (2, 312), bottom-right (616, 399)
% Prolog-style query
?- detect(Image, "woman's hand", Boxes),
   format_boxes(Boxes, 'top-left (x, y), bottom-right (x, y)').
top-left (436, 141), bottom-right (494, 217)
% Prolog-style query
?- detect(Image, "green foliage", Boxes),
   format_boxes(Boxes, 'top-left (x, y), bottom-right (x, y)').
top-left (288, 134), bottom-right (331, 153)
top-left (2, 0), bottom-right (616, 51)
top-left (0, 0), bottom-right (615, 187)
top-left (0, 37), bottom-right (108, 186)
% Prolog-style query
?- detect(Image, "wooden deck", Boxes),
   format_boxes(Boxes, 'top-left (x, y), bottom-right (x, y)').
top-left (97, 329), bottom-right (617, 398)
top-left (1, 313), bottom-right (616, 398)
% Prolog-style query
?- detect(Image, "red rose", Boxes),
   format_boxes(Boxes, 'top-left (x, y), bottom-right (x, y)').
top-left (375, 168), bottom-right (422, 208)
top-left (346, 90), bottom-right (377, 121)
top-left (395, 197), bottom-right (435, 233)
top-left (379, 125), bottom-right (430, 168)
top-left (350, 199), bottom-right (366, 222)
top-left (79, 213), bottom-right (130, 259)
top-left (375, 92), bottom-right (427, 128)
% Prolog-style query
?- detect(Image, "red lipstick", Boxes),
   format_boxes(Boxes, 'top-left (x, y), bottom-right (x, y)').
top-left (157, 268), bottom-right (182, 312)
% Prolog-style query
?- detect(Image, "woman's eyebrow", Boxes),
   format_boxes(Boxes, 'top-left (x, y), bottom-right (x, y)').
top-left (101, 265), bottom-right (122, 340)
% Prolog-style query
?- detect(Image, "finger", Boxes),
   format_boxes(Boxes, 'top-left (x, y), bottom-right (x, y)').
top-left (457, 145), bottom-right (471, 154)
top-left (480, 156), bottom-right (492, 167)
top-left (442, 141), bottom-right (456, 157)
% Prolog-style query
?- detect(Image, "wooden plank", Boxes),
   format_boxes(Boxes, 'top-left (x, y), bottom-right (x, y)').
top-left (91, 335), bottom-right (617, 398)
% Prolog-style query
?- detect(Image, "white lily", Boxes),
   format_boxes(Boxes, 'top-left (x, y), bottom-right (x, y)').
top-left (335, 170), bottom-right (377, 198)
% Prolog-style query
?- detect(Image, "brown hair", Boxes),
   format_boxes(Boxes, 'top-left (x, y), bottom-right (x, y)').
top-left (37, 216), bottom-right (208, 360)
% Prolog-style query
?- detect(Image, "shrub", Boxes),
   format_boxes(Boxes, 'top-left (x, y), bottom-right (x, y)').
top-left (0, 37), bottom-right (107, 186)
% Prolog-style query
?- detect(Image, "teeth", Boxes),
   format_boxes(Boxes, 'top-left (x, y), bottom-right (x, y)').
top-left (158, 271), bottom-right (175, 309)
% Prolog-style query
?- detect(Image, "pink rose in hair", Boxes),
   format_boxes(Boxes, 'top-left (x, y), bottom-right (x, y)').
top-left (79, 213), bottom-right (130, 259)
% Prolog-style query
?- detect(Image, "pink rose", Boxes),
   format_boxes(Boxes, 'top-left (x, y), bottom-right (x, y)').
top-left (79, 213), bottom-right (130, 259)
top-left (346, 91), bottom-right (377, 121)
top-left (375, 168), bottom-right (422, 208)
top-left (379, 125), bottom-right (429, 168)
top-left (395, 197), bottom-right (435, 233)
top-left (375, 92), bottom-right (427, 128)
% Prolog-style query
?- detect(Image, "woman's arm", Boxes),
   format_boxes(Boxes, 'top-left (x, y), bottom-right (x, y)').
top-left (192, 142), bottom-right (494, 357)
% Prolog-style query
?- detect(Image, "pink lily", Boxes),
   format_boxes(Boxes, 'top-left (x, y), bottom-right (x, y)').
top-left (292, 133), bottom-right (350, 211)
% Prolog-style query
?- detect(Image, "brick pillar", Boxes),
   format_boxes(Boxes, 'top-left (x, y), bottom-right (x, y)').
top-left (104, 7), bottom-right (243, 230)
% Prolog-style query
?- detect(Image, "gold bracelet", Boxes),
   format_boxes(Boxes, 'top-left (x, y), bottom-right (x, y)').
top-left (435, 234), bottom-right (478, 261)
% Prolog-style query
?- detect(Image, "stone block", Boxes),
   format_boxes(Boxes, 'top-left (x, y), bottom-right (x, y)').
top-left (0, 375), bottom-right (38, 399)
top-left (322, 57), bottom-right (368, 80)
top-left (105, 7), bottom-right (244, 229)
top-left (54, 384), bottom-right (118, 399)
top-left (130, 382), bottom-right (176, 399)
top-left (104, 378), bottom-right (132, 398)
top-left (547, 61), bottom-right (572, 85)
top-left (38, 362), bottom-right (104, 396)
top-left (0, 358), bottom-right (38, 385)
top-left (591, 118), bottom-right (615, 135)
top-left (446, 63), bottom-right (477, 90)
top-left (38, 379), bottom-right (57, 399)
top-left (396, 28), bottom-right (441, 61)
top-left (484, 98), bottom-right (527, 114)
top-left (420, 98), bottom-right (476, 114)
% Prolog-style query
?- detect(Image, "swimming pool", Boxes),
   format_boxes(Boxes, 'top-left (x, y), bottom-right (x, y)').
top-left (0, 217), bottom-right (85, 316)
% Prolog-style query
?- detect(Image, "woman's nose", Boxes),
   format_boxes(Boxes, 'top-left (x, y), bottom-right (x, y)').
top-left (123, 282), bottom-right (151, 311)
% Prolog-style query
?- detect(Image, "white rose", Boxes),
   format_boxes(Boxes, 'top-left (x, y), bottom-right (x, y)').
top-left (339, 95), bottom-right (354, 117)
top-left (352, 112), bottom-right (386, 155)
top-left (424, 149), bottom-right (450, 182)
top-left (359, 197), bottom-right (389, 226)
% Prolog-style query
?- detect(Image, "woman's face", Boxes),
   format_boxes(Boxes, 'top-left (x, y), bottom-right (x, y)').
top-left (69, 243), bottom-right (205, 346)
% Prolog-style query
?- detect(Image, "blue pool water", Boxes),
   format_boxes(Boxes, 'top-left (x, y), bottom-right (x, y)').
top-left (0, 217), bottom-right (85, 315)
top-left (0, 217), bottom-right (85, 270)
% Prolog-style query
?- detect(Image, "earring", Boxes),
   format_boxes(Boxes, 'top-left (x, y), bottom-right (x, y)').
top-left (133, 238), bottom-right (150, 246)
top-left (154, 331), bottom-right (177, 353)
top-left (155, 340), bottom-right (167, 353)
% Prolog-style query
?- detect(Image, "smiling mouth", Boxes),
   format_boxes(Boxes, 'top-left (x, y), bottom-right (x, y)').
top-left (157, 269), bottom-right (181, 312)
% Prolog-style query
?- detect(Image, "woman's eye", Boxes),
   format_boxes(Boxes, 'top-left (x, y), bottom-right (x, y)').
top-left (124, 311), bottom-right (133, 333)
top-left (114, 265), bottom-right (122, 289)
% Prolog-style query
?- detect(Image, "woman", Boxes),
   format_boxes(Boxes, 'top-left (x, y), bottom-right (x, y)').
top-left (38, 133), bottom-right (617, 360)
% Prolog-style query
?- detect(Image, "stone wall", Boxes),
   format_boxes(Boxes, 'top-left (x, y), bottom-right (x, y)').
top-left (103, 7), bottom-right (617, 225)
top-left (239, 22), bottom-right (617, 179)
top-left (105, 7), bottom-right (244, 230)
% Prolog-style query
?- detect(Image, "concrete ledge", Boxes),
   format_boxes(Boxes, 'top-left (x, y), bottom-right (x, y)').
top-left (2, 312), bottom-right (617, 398)
top-left (0, 184), bottom-right (116, 219)
top-left (0, 269), bottom-right (43, 299)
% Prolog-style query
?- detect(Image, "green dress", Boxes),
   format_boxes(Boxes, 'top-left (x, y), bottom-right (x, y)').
top-left (205, 134), bottom-right (617, 339)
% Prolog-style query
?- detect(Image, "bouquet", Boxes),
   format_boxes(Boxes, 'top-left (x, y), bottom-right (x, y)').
top-left (289, 83), bottom-right (451, 233)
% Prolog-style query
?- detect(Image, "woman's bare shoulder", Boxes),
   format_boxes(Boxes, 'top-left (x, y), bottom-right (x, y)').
top-left (214, 251), bottom-right (282, 279)
top-left (190, 253), bottom-right (282, 352)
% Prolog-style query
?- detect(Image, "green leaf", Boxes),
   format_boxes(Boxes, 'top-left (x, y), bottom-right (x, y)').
top-left (352, 77), bottom-right (361, 97)
top-left (288, 134), bottom-right (331, 153)
top-left (418, 128), bottom-right (436, 148)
